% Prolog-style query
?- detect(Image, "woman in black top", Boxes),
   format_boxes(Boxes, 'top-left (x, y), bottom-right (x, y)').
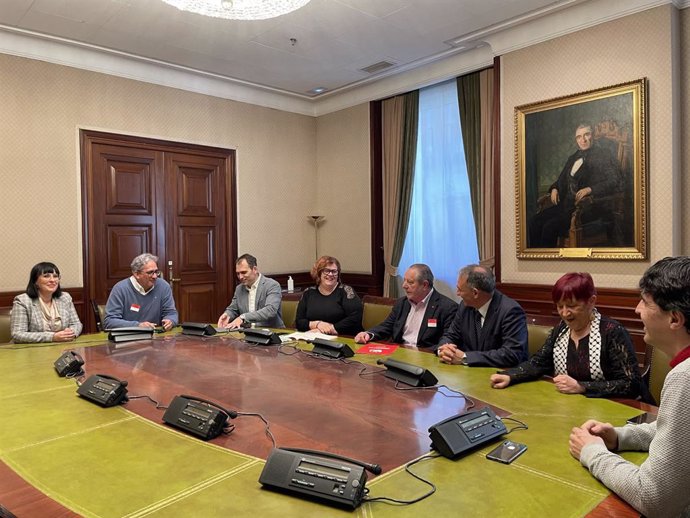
top-left (490, 272), bottom-right (651, 401)
top-left (295, 256), bottom-right (363, 336)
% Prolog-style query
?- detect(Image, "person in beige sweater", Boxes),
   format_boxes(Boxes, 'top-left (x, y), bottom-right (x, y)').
top-left (569, 256), bottom-right (690, 517)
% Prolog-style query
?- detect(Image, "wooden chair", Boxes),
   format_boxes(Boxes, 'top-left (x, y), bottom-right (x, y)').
top-left (281, 299), bottom-right (298, 328)
top-left (91, 300), bottom-right (107, 332)
top-left (646, 344), bottom-right (671, 405)
top-left (0, 311), bottom-right (11, 344)
top-left (527, 323), bottom-right (552, 357)
top-left (362, 295), bottom-right (396, 331)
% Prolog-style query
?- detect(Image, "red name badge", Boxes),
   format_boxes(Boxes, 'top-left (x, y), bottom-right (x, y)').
top-left (130, 304), bottom-right (141, 312)
top-left (428, 318), bottom-right (437, 328)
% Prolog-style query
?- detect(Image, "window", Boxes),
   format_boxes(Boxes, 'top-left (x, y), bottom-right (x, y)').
top-left (399, 79), bottom-right (479, 298)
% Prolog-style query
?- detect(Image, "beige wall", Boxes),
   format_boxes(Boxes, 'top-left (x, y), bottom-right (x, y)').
top-left (315, 104), bottom-right (371, 273)
top-left (682, 8), bottom-right (690, 254)
top-left (0, 53), bottom-right (336, 291)
top-left (1, 5), bottom-right (686, 293)
top-left (500, 5), bottom-right (681, 289)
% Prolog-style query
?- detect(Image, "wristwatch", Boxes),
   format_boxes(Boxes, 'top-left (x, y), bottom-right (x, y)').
top-left (460, 354), bottom-right (468, 366)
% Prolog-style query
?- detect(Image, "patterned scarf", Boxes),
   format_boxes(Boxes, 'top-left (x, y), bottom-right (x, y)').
top-left (553, 308), bottom-right (604, 381)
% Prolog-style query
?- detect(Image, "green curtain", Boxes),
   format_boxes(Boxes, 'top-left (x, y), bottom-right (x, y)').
top-left (389, 91), bottom-right (419, 297)
top-left (456, 72), bottom-right (482, 249)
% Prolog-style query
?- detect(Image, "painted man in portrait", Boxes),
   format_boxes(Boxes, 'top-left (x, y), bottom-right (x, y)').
top-left (528, 122), bottom-right (623, 248)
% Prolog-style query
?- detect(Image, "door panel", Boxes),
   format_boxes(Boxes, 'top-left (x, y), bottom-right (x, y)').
top-left (87, 143), bottom-right (164, 310)
top-left (82, 131), bottom-right (235, 332)
top-left (107, 226), bottom-right (154, 278)
top-left (166, 153), bottom-right (228, 325)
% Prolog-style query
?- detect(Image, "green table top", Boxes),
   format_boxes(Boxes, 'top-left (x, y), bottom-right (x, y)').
top-left (0, 332), bottom-right (645, 517)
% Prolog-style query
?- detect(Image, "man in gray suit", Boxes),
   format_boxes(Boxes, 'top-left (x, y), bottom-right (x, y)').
top-left (217, 254), bottom-right (284, 329)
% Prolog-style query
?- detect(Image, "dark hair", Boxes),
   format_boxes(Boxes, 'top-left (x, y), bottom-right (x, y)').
top-left (26, 262), bottom-right (62, 299)
top-left (236, 254), bottom-right (258, 269)
top-left (408, 264), bottom-right (434, 288)
top-left (460, 264), bottom-right (495, 293)
top-left (311, 256), bottom-right (341, 286)
top-left (639, 256), bottom-right (690, 333)
top-left (552, 272), bottom-right (596, 304)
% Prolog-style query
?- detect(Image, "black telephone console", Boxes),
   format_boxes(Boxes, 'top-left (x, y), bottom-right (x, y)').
top-left (259, 447), bottom-right (380, 509)
top-left (428, 406), bottom-right (507, 459)
top-left (163, 395), bottom-right (237, 440)
top-left (54, 350), bottom-right (84, 377)
top-left (181, 322), bottom-right (218, 336)
top-left (77, 374), bottom-right (128, 407)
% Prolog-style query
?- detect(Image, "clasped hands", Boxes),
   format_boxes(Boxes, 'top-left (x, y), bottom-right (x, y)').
top-left (310, 320), bottom-right (337, 335)
top-left (53, 328), bottom-right (77, 342)
top-left (437, 343), bottom-right (466, 365)
top-left (568, 419), bottom-right (618, 460)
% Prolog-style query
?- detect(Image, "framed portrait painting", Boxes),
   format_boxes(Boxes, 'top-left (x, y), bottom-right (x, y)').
top-left (515, 79), bottom-right (647, 259)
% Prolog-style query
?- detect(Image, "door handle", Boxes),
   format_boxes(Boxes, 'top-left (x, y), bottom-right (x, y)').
top-left (167, 261), bottom-right (181, 283)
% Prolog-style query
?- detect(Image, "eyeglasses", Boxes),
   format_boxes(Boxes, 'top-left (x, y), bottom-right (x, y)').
top-left (322, 268), bottom-right (339, 277)
top-left (140, 269), bottom-right (161, 277)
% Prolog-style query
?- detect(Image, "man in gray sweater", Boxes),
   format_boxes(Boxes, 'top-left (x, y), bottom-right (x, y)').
top-left (569, 256), bottom-right (690, 517)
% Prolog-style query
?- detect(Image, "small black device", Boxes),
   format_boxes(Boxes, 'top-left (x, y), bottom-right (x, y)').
top-left (107, 326), bottom-right (154, 343)
top-left (243, 328), bottom-right (282, 345)
top-left (376, 357), bottom-right (437, 387)
top-left (162, 395), bottom-right (237, 440)
top-left (626, 412), bottom-right (657, 425)
top-left (259, 447), bottom-right (380, 509)
top-left (428, 406), bottom-right (507, 459)
top-left (54, 350), bottom-right (84, 377)
top-left (309, 338), bottom-right (354, 358)
top-left (77, 374), bottom-right (128, 407)
top-left (181, 322), bottom-right (217, 336)
top-left (486, 440), bottom-right (528, 464)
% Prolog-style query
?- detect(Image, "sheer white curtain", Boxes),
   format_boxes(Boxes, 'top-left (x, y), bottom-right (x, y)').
top-left (399, 79), bottom-right (479, 298)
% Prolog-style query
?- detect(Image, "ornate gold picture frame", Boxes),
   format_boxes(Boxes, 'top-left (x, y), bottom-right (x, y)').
top-left (515, 79), bottom-right (647, 260)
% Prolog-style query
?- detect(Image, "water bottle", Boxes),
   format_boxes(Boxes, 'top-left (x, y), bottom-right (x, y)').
top-left (287, 276), bottom-right (294, 292)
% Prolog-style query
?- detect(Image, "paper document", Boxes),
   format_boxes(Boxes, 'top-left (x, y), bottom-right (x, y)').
top-left (279, 331), bottom-right (338, 343)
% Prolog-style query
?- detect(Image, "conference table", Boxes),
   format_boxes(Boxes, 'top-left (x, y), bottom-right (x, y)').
top-left (0, 330), bottom-right (648, 517)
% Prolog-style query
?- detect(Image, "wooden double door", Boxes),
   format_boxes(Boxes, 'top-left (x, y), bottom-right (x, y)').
top-left (81, 130), bottom-right (236, 332)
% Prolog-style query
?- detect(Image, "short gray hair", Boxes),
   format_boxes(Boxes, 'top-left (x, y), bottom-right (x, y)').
top-left (459, 264), bottom-right (495, 294)
top-left (408, 264), bottom-right (434, 288)
top-left (131, 253), bottom-right (159, 273)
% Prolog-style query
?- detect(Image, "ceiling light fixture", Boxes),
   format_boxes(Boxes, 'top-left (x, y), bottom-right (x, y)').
top-left (161, 0), bottom-right (311, 20)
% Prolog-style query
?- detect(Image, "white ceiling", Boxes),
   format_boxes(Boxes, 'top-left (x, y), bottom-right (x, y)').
top-left (0, 0), bottom-right (681, 114)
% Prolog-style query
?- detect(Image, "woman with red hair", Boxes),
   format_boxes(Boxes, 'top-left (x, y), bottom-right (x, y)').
top-left (295, 255), bottom-right (363, 336)
top-left (490, 272), bottom-right (650, 401)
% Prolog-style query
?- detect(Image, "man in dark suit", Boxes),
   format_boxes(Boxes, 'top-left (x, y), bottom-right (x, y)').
top-left (437, 264), bottom-right (527, 367)
top-left (354, 264), bottom-right (456, 350)
top-left (528, 122), bottom-right (621, 247)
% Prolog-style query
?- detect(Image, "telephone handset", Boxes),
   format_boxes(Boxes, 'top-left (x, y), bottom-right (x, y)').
top-left (259, 447), bottom-right (380, 509)
top-left (162, 395), bottom-right (237, 440)
top-left (77, 374), bottom-right (128, 407)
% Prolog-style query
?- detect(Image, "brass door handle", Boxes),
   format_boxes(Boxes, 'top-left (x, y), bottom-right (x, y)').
top-left (170, 277), bottom-right (182, 283)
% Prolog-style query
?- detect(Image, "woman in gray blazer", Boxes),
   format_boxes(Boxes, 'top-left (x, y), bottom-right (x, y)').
top-left (11, 262), bottom-right (83, 343)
